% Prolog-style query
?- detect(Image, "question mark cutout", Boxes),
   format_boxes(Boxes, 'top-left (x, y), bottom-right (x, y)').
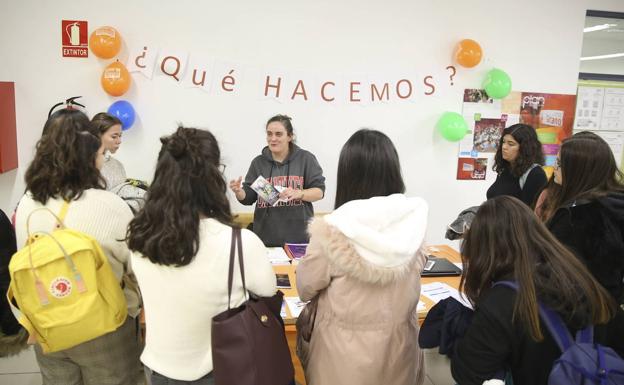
top-left (446, 65), bottom-right (457, 86)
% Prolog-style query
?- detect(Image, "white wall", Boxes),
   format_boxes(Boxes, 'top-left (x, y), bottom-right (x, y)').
top-left (1, 0), bottom-right (623, 245)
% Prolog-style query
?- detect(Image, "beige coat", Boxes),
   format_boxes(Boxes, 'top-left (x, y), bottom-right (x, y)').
top-left (297, 194), bottom-right (427, 385)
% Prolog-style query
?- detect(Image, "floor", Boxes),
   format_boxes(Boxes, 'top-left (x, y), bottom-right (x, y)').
top-left (0, 347), bottom-right (456, 385)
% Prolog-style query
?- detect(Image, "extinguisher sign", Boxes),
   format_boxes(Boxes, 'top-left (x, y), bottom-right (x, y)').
top-left (62, 20), bottom-right (88, 58)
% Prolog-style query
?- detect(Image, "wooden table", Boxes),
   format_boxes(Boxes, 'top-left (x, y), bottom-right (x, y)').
top-left (418, 244), bottom-right (463, 320)
top-left (276, 244), bottom-right (462, 385)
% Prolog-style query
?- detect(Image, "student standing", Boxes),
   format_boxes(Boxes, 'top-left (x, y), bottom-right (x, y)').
top-left (296, 129), bottom-right (427, 385)
top-left (451, 196), bottom-right (624, 385)
top-left (128, 127), bottom-right (276, 384)
top-left (486, 123), bottom-right (547, 207)
top-left (90, 112), bottom-right (126, 190)
top-left (229, 114), bottom-right (325, 246)
top-left (545, 132), bottom-right (624, 304)
top-left (14, 109), bottom-right (142, 385)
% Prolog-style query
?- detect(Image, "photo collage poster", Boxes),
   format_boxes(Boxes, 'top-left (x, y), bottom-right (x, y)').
top-left (457, 89), bottom-right (576, 180)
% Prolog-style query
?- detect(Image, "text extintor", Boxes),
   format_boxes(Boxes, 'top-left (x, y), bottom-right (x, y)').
top-left (62, 20), bottom-right (88, 58)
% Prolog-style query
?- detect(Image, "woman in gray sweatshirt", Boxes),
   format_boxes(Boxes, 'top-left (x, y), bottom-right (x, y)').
top-left (229, 114), bottom-right (325, 246)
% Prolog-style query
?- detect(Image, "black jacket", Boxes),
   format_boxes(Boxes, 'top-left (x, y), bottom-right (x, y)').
top-left (547, 193), bottom-right (624, 303)
top-left (450, 285), bottom-right (624, 385)
top-left (0, 209), bottom-right (20, 335)
top-left (419, 297), bottom-right (474, 356)
top-left (486, 167), bottom-right (547, 207)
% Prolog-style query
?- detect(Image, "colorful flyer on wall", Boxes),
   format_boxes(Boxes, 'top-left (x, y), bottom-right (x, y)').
top-left (457, 158), bottom-right (488, 180)
top-left (519, 92), bottom-right (576, 144)
top-left (457, 89), bottom-right (575, 180)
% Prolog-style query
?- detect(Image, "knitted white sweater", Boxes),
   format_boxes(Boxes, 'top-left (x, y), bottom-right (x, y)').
top-left (14, 189), bottom-right (140, 317)
top-left (101, 155), bottom-right (127, 190)
top-left (131, 219), bottom-right (276, 381)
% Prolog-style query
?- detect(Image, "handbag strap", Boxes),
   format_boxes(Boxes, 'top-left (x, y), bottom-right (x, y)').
top-left (235, 228), bottom-right (247, 293)
top-left (226, 227), bottom-right (247, 310)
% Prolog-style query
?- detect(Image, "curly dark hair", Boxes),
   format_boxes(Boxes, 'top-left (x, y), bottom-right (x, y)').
top-left (127, 126), bottom-right (233, 266)
top-left (25, 109), bottom-right (104, 204)
top-left (493, 124), bottom-right (544, 177)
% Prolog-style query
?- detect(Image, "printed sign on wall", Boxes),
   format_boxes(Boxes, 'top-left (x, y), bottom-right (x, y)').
top-left (62, 20), bottom-right (88, 58)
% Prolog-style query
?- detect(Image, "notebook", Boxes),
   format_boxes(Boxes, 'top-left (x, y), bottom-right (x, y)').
top-left (421, 256), bottom-right (462, 277)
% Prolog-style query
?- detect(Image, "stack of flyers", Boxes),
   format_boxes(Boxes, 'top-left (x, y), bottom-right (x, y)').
top-left (250, 176), bottom-right (284, 206)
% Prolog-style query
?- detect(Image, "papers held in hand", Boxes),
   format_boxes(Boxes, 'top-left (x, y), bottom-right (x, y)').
top-left (421, 256), bottom-right (462, 277)
top-left (250, 175), bottom-right (283, 206)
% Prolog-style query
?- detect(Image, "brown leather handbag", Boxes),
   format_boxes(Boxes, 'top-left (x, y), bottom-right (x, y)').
top-left (211, 228), bottom-right (294, 385)
top-left (295, 296), bottom-right (318, 370)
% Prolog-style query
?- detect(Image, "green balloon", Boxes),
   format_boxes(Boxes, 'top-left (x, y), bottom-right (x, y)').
top-left (437, 112), bottom-right (468, 142)
top-left (483, 68), bottom-right (512, 99)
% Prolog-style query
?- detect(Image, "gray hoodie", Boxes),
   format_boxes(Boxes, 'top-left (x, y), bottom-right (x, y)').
top-left (239, 144), bottom-right (325, 246)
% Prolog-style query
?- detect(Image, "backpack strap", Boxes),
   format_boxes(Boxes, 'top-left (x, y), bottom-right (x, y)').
top-left (493, 281), bottom-right (576, 352)
top-left (24, 201), bottom-right (87, 305)
top-left (57, 201), bottom-right (70, 224)
top-left (519, 164), bottom-right (540, 190)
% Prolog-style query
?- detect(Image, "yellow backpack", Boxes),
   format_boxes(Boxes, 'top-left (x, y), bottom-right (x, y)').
top-left (7, 202), bottom-right (127, 353)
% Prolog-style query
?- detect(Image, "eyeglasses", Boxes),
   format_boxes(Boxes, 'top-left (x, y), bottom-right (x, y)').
top-left (218, 164), bottom-right (227, 174)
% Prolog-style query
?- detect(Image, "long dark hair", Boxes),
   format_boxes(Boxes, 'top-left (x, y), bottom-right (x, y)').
top-left (90, 112), bottom-right (122, 136)
top-left (127, 126), bottom-right (233, 266)
top-left (461, 196), bottom-right (614, 341)
top-left (549, 132), bottom-right (624, 213)
top-left (25, 109), bottom-right (104, 203)
top-left (493, 124), bottom-right (544, 177)
top-left (335, 129), bottom-right (405, 209)
top-left (536, 176), bottom-right (562, 222)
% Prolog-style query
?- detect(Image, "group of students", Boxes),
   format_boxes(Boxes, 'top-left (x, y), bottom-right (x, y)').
top-left (0, 108), bottom-right (623, 385)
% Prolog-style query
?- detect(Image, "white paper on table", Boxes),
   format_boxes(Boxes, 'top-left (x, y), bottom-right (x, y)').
top-left (417, 301), bottom-right (426, 312)
top-left (284, 297), bottom-right (307, 318)
top-left (266, 247), bottom-right (291, 265)
top-left (280, 301), bottom-right (287, 319)
top-left (421, 282), bottom-right (472, 309)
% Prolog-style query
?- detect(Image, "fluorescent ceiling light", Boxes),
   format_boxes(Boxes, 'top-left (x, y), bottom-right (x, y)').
top-left (584, 23), bottom-right (617, 33)
top-left (580, 52), bottom-right (624, 61)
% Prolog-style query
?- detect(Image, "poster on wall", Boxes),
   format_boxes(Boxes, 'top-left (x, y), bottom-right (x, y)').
top-left (575, 83), bottom-right (624, 132)
top-left (457, 89), bottom-right (576, 180)
top-left (574, 81), bottom-right (624, 166)
top-left (456, 158), bottom-right (488, 180)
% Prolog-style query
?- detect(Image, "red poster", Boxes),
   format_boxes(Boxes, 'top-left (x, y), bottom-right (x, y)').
top-left (62, 20), bottom-right (88, 58)
top-left (457, 158), bottom-right (488, 180)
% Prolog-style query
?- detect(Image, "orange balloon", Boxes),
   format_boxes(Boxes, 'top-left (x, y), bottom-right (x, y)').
top-left (101, 61), bottom-right (131, 96)
top-left (89, 26), bottom-right (122, 59)
top-left (455, 39), bottom-right (483, 68)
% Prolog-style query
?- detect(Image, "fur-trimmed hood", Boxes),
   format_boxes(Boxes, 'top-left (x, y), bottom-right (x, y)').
top-left (309, 194), bottom-right (428, 284)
